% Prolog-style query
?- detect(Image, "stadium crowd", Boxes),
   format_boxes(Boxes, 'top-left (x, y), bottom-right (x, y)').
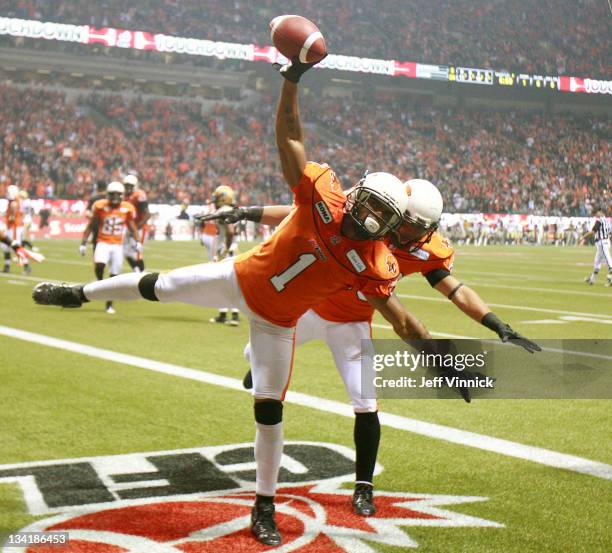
top-left (0, 84), bottom-right (608, 216)
top-left (0, 0), bottom-right (609, 78)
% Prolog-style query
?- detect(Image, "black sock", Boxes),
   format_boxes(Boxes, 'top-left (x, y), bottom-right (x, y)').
top-left (94, 263), bottom-right (105, 281)
top-left (126, 257), bottom-right (137, 270)
top-left (136, 259), bottom-right (145, 271)
top-left (354, 411), bottom-right (380, 484)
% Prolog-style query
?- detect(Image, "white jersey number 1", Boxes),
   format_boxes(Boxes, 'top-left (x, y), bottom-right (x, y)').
top-left (270, 253), bottom-right (317, 292)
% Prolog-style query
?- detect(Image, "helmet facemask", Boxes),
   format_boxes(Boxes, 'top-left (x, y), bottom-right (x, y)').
top-left (346, 178), bottom-right (404, 240)
top-left (391, 214), bottom-right (438, 251)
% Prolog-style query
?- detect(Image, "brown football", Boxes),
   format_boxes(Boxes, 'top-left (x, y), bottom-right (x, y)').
top-left (269, 15), bottom-right (327, 63)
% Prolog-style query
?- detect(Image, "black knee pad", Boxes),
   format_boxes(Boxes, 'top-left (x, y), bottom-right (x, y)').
top-left (138, 272), bottom-right (159, 301)
top-left (254, 400), bottom-right (283, 425)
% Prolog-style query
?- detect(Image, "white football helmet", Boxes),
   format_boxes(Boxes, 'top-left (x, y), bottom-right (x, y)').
top-left (346, 172), bottom-right (409, 239)
top-left (123, 174), bottom-right (139, 193)
top-left (106, 181), bottom-right (124, 206)
top-left (392, 179), bottom-right (443, 249)
top-left (6, 184), bottom-right (19, 200)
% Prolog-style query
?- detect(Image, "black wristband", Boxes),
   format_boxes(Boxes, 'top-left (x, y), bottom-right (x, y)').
top-left (244, 206), bottom-right (264, 223)
top-left (481, 312), bottom-right (505, 333)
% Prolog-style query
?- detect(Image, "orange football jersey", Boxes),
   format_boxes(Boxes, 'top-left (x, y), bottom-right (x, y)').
top-left (234, 162), bottom-right (400, 327)
top-left (313, 231), bottom-right (455, 323)
top-left (127, 189), bottom-right (149, 227)
top-left (5, 198), bottom-right (22, 229)
top-left (93, 199), bottom-right (135, 245)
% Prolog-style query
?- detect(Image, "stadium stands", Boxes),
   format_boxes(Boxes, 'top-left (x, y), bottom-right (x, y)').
top-left (0, 84), bottom-right (608, 215)
top-left (0, 0), bottom-right (609, 78)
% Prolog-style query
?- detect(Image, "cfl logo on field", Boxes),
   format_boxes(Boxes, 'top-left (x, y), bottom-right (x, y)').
top-left (315, 201), bottom-right (333, 224)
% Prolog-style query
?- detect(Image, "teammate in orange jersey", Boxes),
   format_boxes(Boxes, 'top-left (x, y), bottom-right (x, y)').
top-left (79, 181), bottom-right (139, 314)
top-left (33, 56), bottom-right (438, 547)
top-left (231, 179), bottom-right (539, 516)
top-left (122, 174), bottom-right (150, 273)
top-left (2, 184), bottom-right (30, 274)
top-left (198, 202), bottom-right (219, 262)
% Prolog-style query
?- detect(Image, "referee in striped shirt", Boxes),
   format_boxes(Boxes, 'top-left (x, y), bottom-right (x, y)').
top-left (580, 210), bottom-right (612, 287)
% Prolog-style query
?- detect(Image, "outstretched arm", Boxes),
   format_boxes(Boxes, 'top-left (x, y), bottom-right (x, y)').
top-left (434, 275), bottom-right (490, 323)
top-left (366, 294), bottom-right (431, 341)
top-left (433, 274), bottom-right (540, 352)
top-left (276, 80), bottom-right (307, 188)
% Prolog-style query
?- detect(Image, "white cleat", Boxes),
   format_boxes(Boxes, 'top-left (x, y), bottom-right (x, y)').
top-left (105, 306), bottom-right (116, 314)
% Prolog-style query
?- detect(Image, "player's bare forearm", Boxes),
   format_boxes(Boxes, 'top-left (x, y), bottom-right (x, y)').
top-left (435, 276), bottom-right (490, 323)
top-left (367, 294), bottom-right (432, 341)
top-left (276, 80), bottom-right (306, 187)
top-left (261, 205), bottom-right (293, 226)
top-left (128, 220), bottom-right (138, 241)
top-left (81, 220), bottom-right (93, 244)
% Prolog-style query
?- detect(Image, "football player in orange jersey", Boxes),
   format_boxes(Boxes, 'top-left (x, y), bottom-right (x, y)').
top-left (0, 227), bottom-right (44, 266)
top-left (79, 181), bottom-right (139, 314)
top-left (122, 174), bottom-right (150, 273)
top-left (231, 179), bottom-right (539, 516)
top-left (33, 56), bottom-right (443, 547)
top-left (2, 184), bottom-right (30, 274)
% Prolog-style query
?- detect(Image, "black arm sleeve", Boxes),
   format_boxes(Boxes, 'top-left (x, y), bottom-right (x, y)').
top-left (424, 268), bottom-right (451, 287)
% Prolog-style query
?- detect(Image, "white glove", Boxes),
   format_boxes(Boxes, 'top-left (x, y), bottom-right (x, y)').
top-left (79, 244), bottom-right (87, 256)
top-left (134, 242), bottom-right (143, 254)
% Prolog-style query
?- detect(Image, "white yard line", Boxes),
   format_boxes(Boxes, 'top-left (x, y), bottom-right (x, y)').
top-left (397, 293), bottom-right (612, 319)
top-left (1, 325), bottom-right (610, 481)
top-left (464, 280), bottom-right (611, 298)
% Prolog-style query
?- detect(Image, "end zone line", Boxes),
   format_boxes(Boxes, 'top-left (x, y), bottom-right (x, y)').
top-left (1, 325), bottom-right (611, 481)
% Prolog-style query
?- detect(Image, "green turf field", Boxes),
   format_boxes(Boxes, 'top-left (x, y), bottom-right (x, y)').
top-left (0, 239), bottom-right (610, 552)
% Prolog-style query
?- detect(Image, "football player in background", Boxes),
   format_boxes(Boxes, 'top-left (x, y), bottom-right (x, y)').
top-left (85, 180), bottom-right (108, 251)
top-left (198, 201), bottom-right (218, 261)
top-left (225, 180), bottom-right (540, 516)
top-left (209, 185), bottom-right (240, 326)
top-left (33, 55), bottom-right (437, 547)
top-left (0, 228), bottom-right (44, 266)
top-left (123, 174), bottom-right (150, 273)
top-left (580, 210), bottom-right (612, 286)
top-left (79, 181), bottom-right (139, 314)
top-left (2, 184), bottom-right (30, 274)
top-left (19, 190), bottom-right (34, 250)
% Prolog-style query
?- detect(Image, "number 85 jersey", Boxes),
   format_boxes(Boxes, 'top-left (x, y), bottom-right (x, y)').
top-left (234, 162), bottom-right (400, 327)
top-left (92, 199), bottom-right (135, 245)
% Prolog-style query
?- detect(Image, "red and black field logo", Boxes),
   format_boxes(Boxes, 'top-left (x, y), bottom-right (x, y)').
top-left (1, 442), bottom-right (502, 551)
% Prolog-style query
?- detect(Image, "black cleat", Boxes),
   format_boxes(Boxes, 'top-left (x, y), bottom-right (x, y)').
top-left (251, 502), bottom-right (281, 546)
top-left (353, 483), bottom-right (376, 516)
top-left (209, 313), bottom-right (227, 324)
top-left (32, 282), bottom-right (85, 308)
top-left (243, 369), bottom-right (253, 390)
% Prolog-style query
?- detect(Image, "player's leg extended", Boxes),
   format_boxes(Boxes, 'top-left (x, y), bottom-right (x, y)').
top-left (249, 317), bottom-right (296, 547)
top-left (33, 259), bottom-right (243, 309)
top-left (327, 319), bottom-right (379, 516)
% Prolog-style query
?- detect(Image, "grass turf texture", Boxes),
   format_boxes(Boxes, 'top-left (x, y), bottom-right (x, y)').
top-left (0, 239), bottom-right (610, 552)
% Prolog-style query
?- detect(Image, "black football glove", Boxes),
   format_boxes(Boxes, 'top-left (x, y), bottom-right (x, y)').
top-left (273, 56), bottom-right (324, 83)
top-left (220, 206), bottom-right (263, 224)
top-left (440, 368), bottom-right (495, 403)
top-left (482, 313), bottom-right (541, 353)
